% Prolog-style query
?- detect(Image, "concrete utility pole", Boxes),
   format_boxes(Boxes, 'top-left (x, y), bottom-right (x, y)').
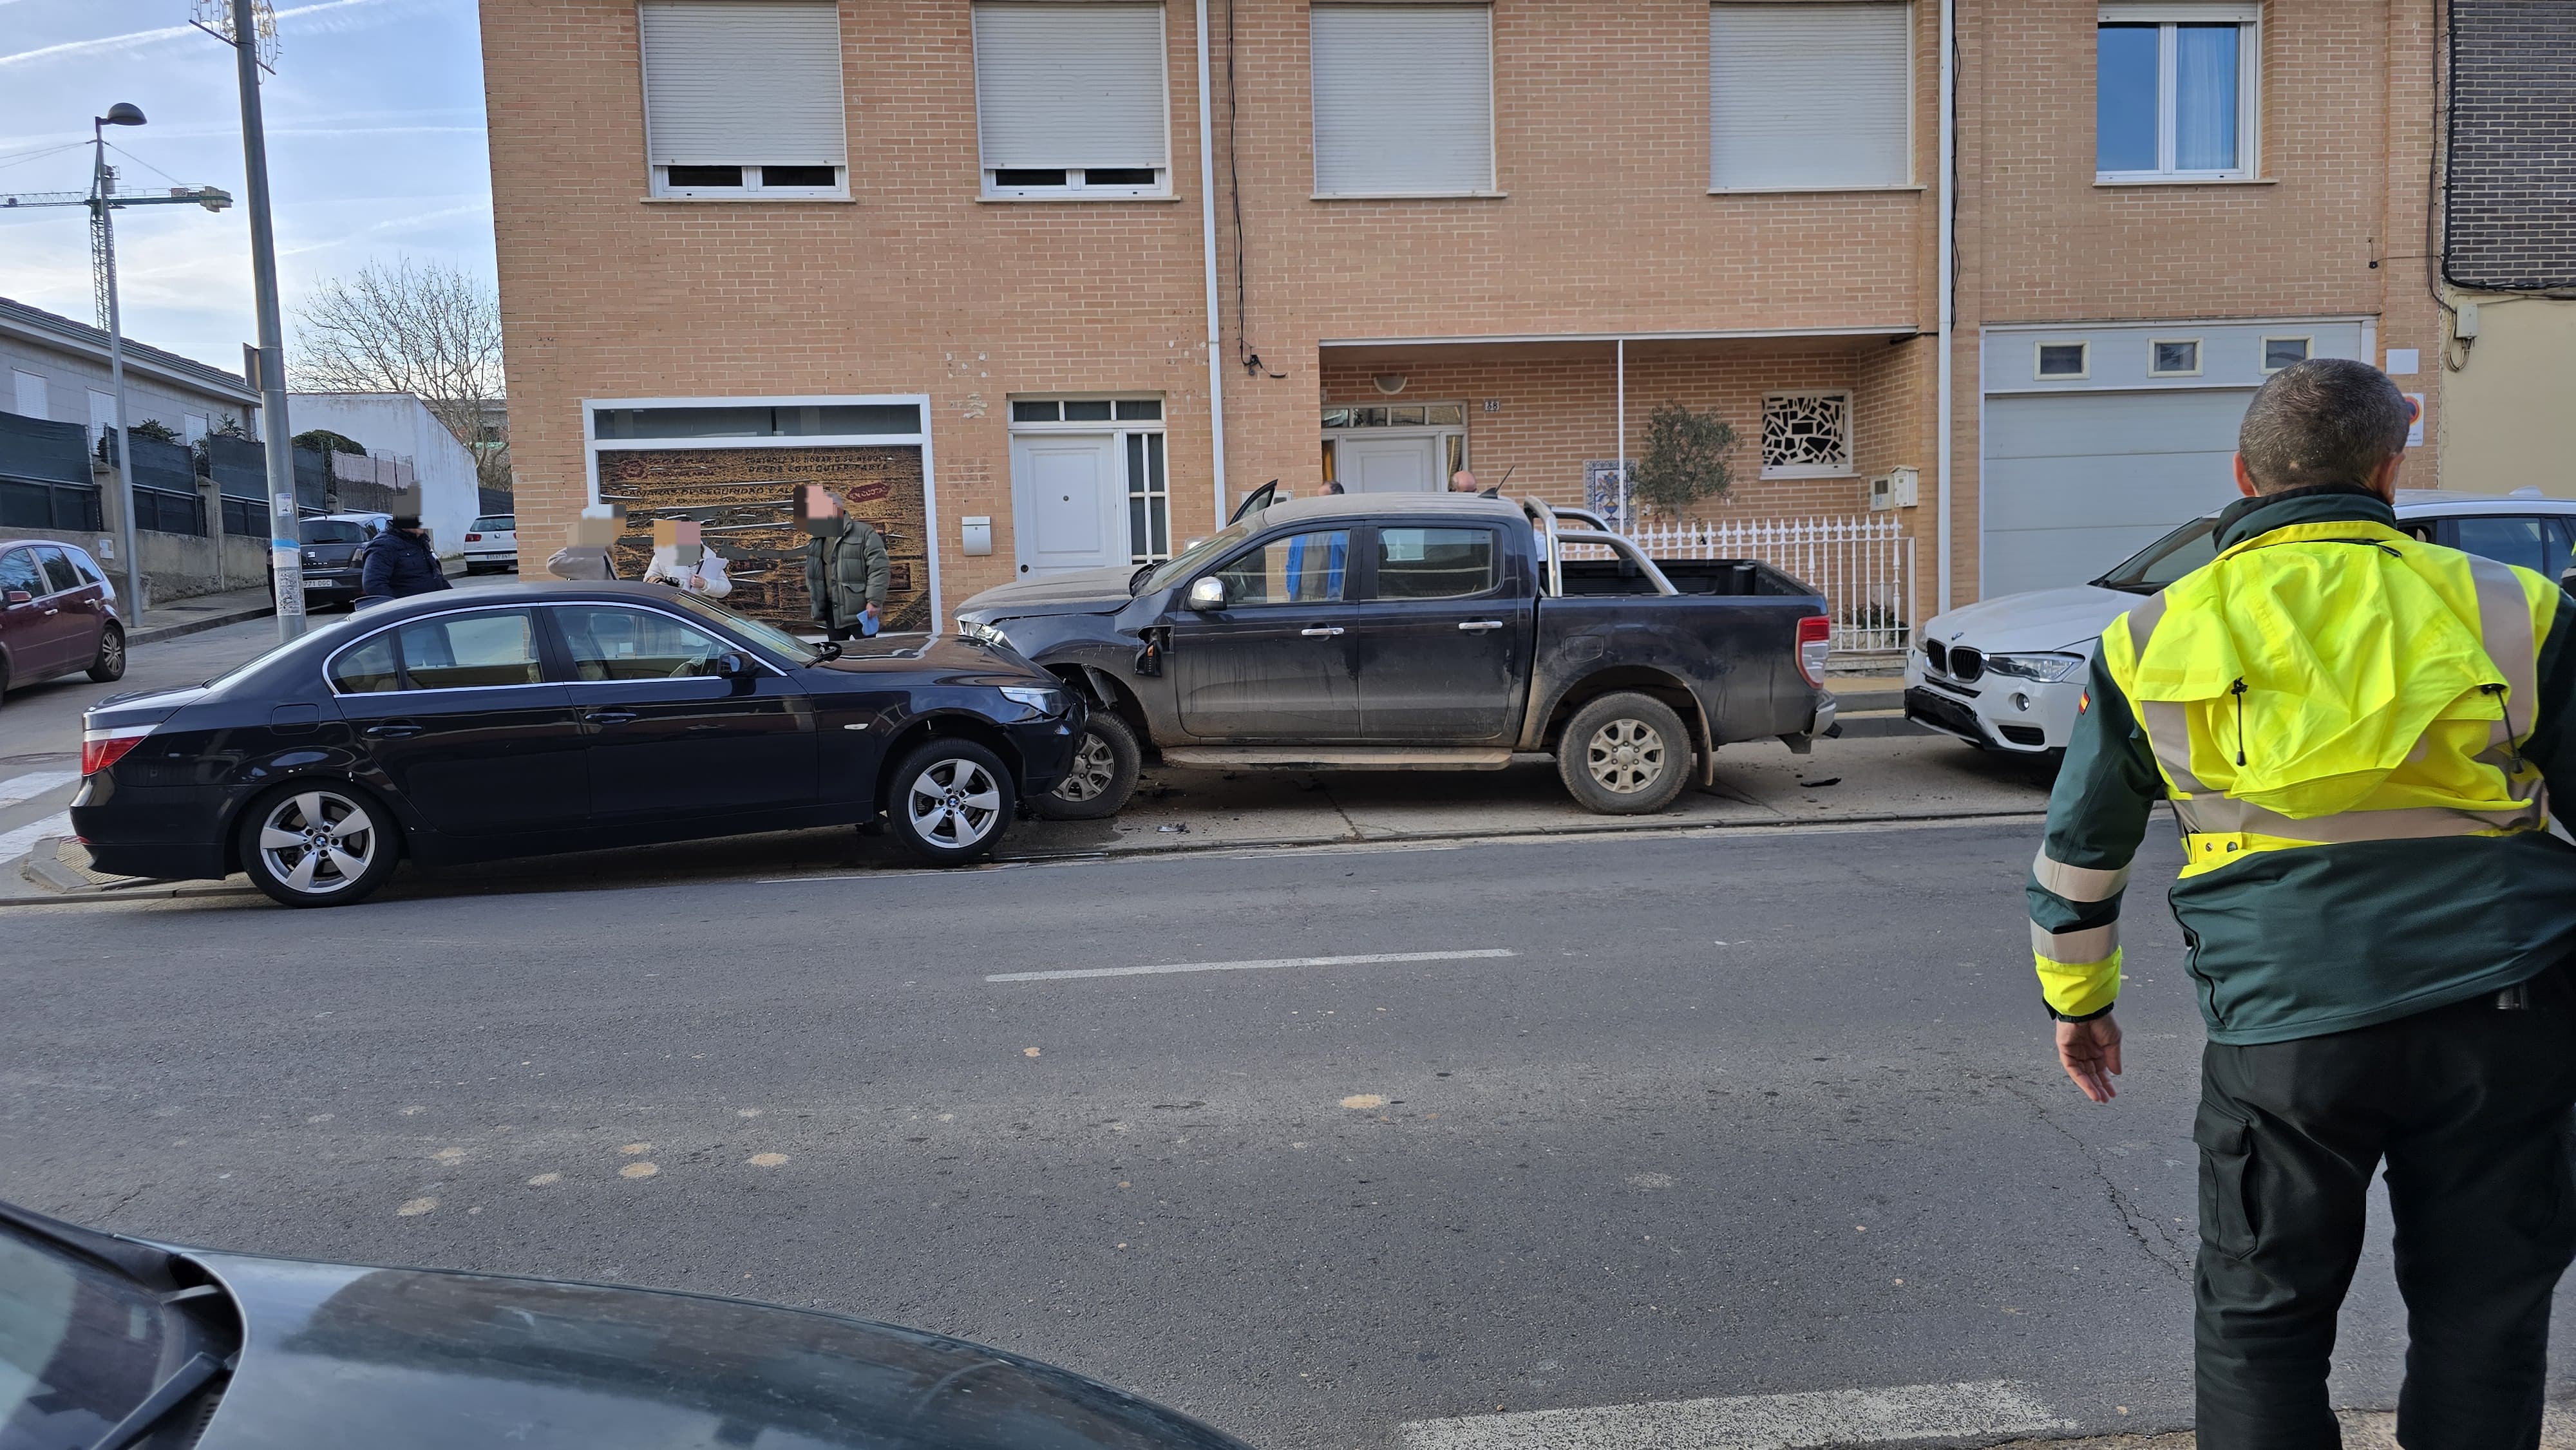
top-left (207, 0), bottom-right (305, 640)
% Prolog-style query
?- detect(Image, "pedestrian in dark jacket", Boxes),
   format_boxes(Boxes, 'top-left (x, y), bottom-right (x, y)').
top-left (356, 516), bottom-right (451, 607)
top-left (804, 505), bottom-right (891, 638)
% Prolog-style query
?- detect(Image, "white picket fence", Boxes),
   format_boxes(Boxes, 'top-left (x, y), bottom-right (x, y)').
top-left (1582, 516), bottom-right (1916, 655)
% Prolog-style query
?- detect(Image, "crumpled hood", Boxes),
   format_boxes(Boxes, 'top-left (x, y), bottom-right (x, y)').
top-left (956, 567), bottom-right (1139, 622)
top-left (184, 1249), bottom-right (1251, 1450)
top-left (1921, 585), bottom-right (2134, 656)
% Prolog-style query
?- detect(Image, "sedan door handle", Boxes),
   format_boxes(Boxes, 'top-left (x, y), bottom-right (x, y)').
top-left (364, 722), bottom-right (424, 739)
top-left (1299, 626), bottom-right (1346, 638)
top-left (1457, 620), bottom-right (1504, 632)
top-left (585, 710), bottom-right (642, 726)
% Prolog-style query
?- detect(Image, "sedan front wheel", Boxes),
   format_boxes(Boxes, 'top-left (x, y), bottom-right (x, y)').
top-left (887, 740), bottom-right (1015, 865)
top-left (237, 782), bottom-right (401, 907)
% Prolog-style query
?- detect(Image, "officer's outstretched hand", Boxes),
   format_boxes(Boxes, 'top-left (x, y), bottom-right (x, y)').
top-left (2056, 1013), bottom-right (2123, 1104)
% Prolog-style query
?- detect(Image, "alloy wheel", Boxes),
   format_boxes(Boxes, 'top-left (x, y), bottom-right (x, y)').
top-left (1585, 718), bottom-right (1668, 795)
top-left (1052, 731), bottom-right (1119, 804)
top-left (254, 789), bottom-right (379, 896)
top-left (908, 757), bottom-right (1003, 848)
top-left (97, 629), bottom-right (124, 677)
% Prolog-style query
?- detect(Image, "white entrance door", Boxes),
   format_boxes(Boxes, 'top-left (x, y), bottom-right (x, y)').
top-left (1010, 433), bottom-right (1124, 578)
top-left (1338, 434), bottom-right (1441, 493)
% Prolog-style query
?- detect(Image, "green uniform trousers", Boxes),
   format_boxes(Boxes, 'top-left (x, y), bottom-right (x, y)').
top-left (2195, 962), bottom-right (2576, 1448)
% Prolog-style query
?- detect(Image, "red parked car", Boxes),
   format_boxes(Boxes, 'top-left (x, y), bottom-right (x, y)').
top-left (0, 538), bottom-right (124, 705)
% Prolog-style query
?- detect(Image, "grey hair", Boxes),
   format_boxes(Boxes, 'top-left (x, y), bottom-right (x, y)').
top-left (2236, 358), bottom-right (2412, 493)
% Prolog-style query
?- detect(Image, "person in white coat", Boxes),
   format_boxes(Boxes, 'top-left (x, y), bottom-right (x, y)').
top-left (642, 543), bottom-right (732, 598)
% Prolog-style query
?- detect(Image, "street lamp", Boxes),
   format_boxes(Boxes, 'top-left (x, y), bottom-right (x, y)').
top-left (93, 102), bottom-right (148, 626)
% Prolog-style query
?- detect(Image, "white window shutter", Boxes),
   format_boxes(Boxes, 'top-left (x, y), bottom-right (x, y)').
top-left (1710, 3), bottom-right (1911, 190)
top-left (974, 4), bottom-right (1171, 171)
top-left (639, 1), bottom-right (847, 167)
top-left (1311, 5), bottom-right (1493, 196)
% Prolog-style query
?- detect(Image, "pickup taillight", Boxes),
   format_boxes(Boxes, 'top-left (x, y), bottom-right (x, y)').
top-left (1795, 615), bottom-right (1831, 687)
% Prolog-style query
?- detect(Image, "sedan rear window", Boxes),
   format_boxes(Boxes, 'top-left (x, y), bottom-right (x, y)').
top-left (329, 634), bottom-right (401, 694)
top-left (470, 516), bottom-right (515, 532)
top-left (392, 611), bottom-right (544, 690)
top-left (299, 521), bottom-right (370, 545)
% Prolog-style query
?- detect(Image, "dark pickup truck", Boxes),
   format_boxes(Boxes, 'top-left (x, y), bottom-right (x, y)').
top-left (954, 493), bottom-right (1834, 816)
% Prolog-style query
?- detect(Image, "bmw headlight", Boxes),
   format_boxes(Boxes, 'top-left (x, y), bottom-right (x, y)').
top-left (1000, 685), bottom-right (1068, 716)
top-left (1984, 652), bottom-right (2086, 683)
top-left (961, 619), bottom-right (1010, 650)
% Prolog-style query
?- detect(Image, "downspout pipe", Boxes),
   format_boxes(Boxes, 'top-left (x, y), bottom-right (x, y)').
top-left (1935, 0), bottom-right (1955, 614)
top-left (1196, 0), bottom-right (1229, 523)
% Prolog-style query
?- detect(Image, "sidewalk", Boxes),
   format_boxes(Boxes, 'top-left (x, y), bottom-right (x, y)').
top-left (129, 581), bottom-right (274, 648)
top-left (8, 730), bottom-right (2056, 905)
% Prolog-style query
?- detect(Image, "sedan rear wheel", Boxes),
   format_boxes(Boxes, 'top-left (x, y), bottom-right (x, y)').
top-left (887, 740), bottom-right (1014, 865)
top-left (238, 783), bottom-right (401, 907)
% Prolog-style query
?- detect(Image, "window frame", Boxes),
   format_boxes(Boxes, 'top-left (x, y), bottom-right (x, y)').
top-left (1308, 3), bottom-right (1501, 200)
top-left (972, 2), bottom-right (1173, 202)
top-left (1707, 0), bottom-right (1918, 195)
top-left (2034, 339), bottom-right (2093, 381)
top-left (1757, 390), bottom-right (1857, 480)
top-left (1359, 523), bottom-right (1506, 603)
top-left (1206, 528), bottom-right (1354, 608)
top-left (2260, 334), bottom-right (2312, 373)
top-left (544, 600), bottom-right (782, 686)
top-left (2147, 337), bottom-right (2204, 377)
top-left (2094, 2), bottom-right (2260, 185)
top-left (637, 0), bottom-right (852, 203)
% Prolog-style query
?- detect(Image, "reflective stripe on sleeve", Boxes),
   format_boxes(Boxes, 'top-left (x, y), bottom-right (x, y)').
top-left (2468, 554), bottom-right (2539, 762)
top-left (2032, 850), bottom-right (2131, 903)
top-left (2032, 919), bottom-right (2119, 965)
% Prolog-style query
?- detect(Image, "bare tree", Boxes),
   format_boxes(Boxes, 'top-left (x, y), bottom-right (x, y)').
top-left (291, 258), bottom-right (510, 496)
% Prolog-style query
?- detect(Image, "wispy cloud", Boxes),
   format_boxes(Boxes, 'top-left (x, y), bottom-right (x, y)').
top-left (276, 198), bottom-right (492, 259)
top-left (0, 0), bottom-right (412, 70)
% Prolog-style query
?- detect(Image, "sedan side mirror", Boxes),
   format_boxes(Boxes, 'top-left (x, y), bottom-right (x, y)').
top-left (1, 590), bottom-right (28, 606)
top-left (1186, 577), bottom-right (1227, 612)
top-left (2562, 567), bottom-right (2576, 597)
top-left (715, 650), bottom-right (755, 678)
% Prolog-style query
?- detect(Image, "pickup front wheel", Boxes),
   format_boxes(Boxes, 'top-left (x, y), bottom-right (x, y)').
top-left (1558, 692), bottom-right (1692, 815)
top-left (1030, 711), bottom-right (1141, 820)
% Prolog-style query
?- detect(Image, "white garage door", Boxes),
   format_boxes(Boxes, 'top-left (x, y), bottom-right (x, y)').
top-left (1980, 389), bottom-right (2253, 598)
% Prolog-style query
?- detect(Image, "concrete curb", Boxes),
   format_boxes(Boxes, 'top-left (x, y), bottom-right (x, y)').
top-left (0, 806), bottom-right (2052, 907)
top-left (129, 603), bottom-right (274, 649)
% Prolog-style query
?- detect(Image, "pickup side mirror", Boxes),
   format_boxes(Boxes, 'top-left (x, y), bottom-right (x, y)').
top-left (1186, 576), bottom-right (1227, 612)
top-left (2561, 566), bottom-right (2576, 597)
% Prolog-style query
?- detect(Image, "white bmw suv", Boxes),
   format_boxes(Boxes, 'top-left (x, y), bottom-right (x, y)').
top-left (1907, 489), bottom-right (2576, 757)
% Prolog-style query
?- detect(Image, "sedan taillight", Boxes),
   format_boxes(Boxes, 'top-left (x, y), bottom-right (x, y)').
top-left (1795, 615), bottom-right (1832, 687)
top-left (465, 532), bottom-right (481, 541)
top-left (82, 726), bottom-right (153, 776)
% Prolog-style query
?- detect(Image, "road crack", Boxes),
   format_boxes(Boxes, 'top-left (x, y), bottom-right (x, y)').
top-left (1988, 1073), bottom-right (2194, 1282)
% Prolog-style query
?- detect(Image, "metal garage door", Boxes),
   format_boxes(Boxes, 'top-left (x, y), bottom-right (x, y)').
top-left (1980, 389), bottom-right (2253, 598)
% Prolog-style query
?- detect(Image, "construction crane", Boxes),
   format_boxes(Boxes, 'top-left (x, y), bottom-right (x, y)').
top-left (1, 176), bottom-right (234, 331)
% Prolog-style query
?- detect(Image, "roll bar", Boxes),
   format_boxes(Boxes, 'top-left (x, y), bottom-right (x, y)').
top-left (1515, 496), bottom-right (1679, 598)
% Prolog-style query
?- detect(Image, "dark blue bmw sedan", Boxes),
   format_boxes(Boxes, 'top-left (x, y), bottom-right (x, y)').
top-left (70, 583), bottom-right (1083, 906)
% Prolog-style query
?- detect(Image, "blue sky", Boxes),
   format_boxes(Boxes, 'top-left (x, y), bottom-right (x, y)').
top-left (0, 0), bottom-right (495, 375)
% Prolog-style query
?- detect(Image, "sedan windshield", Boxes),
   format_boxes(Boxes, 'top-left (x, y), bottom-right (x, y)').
top-left (0, 1226), bottom-right (168, 1444)
top-left (1141, 520), bottom-right (1258, 594)
top-left (666, 591), bottom-right (820, 665)
top-left (2093, 517), bottom-right (2219, 594)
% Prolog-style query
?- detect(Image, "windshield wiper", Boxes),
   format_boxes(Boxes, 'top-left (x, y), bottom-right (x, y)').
top-left (86, 1351), bottom-right (232, 1450)
top-left (1128, 563), bottom-right (1157, 596)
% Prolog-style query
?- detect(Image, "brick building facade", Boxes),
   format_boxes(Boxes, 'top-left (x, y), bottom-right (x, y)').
top-left (480, 0), bottom-right (2442, 631)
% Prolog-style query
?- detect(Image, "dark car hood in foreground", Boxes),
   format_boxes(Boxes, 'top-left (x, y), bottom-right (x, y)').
top-left (955, 567), bottom-right (1139, 622)
top-left (184, 1248), bottom-right (1249, 1450)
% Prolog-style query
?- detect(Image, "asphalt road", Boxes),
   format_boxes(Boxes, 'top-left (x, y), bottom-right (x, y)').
top-left (12, 819), bottom-right (2575, 1445)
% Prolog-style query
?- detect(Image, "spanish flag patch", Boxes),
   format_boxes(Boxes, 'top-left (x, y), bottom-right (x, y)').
top-left (2079, 688), bottom-right (2092, 714)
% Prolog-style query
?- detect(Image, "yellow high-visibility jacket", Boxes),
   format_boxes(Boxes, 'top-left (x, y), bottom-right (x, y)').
top-left (2027, 486), bottom-right (2576, 1044)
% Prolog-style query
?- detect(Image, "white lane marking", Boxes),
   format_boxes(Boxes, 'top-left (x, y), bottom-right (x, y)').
top-left (0, 771), bottom-right (79, 809)
top-left (0, 813), bottom-right (73, 863)
top-left (989, 948), bottom-right (1515, 983)
top-left (1397, 1380), bottom-right (2074, 1450)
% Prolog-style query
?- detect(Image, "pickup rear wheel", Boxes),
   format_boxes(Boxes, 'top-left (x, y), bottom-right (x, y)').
top-left (1030, 711), bottom-right (1140, 820)
top-left (1558, 692), bottom-right (1691, 815)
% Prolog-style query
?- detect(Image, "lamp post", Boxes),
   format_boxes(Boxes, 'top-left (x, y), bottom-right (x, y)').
top-left (227, 0), bottom-right (305, 641)
top-left (91, 102), bottom-right (147, 626)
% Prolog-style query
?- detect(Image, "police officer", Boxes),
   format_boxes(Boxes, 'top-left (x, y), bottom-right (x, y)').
top-left (2029, 358), bottom-right (2576, 1447)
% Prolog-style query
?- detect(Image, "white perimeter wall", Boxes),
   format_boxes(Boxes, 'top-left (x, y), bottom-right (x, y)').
top-left (285, 393), bottom-right (481, 560)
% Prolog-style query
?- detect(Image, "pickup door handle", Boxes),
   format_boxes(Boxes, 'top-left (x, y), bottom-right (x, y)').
top-left (1299, 626), bottom-right (1346, 638)
top-left (1457, 620), bottom-right (1504, 632)
top-left (364, 722), bottom-right (424, 739)
top-left (585, 710), bottom-right (642, 726)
